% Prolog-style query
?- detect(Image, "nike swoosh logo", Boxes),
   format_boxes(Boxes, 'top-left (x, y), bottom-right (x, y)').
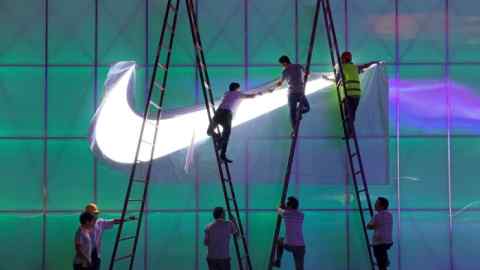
top-left (89, 61), bottom-right (334, 164)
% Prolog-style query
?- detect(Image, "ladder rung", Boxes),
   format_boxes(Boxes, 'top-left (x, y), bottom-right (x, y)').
top-left (351, 153), bottom-right (357, 158)
top-left (158, 63), bottom-right (168, 70)
top-left (154, 82), bottom-right (165, 92)
top-left (358, 188), bottom-right (366, 193)
top-left (115, 254), bottom-right (133, 261)
top-left (149, 100), bottom-right (161, 110)
top-left (120, 235), bottom-right (136, 241)
top-left (142, 139), bottom-right (153, 145)
top-left (355, 170), bottom-right (362, 175)
top-left (128, 199), bottom-right (143, 202)
top-left (133, 178), bottom-right (145, 183)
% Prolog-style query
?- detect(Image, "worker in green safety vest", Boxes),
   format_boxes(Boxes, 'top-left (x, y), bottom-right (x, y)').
top-left (335, 51), bottom-right (378, 137)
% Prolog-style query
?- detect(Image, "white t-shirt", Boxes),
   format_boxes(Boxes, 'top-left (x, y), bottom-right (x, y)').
top-left (278, 209), bottom-right (305, 246)
top-left (90, 218), bottom-right (115, 256)
top-left (74, 227), bottom-right (92, 267)
top-left (218, 91), bottom-right (249, 114)
top-left (371, 210), bottom-right (393, 245)
top-left (204, 219), bottom-right (238, 259)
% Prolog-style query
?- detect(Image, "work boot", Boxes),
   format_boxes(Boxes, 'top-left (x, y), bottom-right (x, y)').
top-left (272, 260), bottom-right (281, 268)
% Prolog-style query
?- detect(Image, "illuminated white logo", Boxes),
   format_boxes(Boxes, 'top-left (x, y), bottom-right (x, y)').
top-left (89, 61), bottom-right (333, 164)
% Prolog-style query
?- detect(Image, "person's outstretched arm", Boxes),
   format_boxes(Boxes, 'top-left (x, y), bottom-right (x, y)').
top-left (358, 61), bottom-right (380, 73)
top-left (240, 92), bottom-right (257, 99)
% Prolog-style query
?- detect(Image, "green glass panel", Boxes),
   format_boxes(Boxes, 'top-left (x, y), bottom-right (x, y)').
top-left (148, 212), bottom-right (196, 269)
top-left (45, 213), bottom-right (79, 270)
top-left (48, 0), bottom-right (94, 64)
top-left (453, 211), bottom-right (480, 270)
top-left (451, 138), bottom-right (480, 209)
top-left (297, 139), bottom-right (347, 209)
top-left (148, 0), bottom-right (196, 66)
top-left (0, 214), bottom-right (43, 270)
top-left (0, 140), bottom-right (43, 210)
top-left (400, 211), bottom-right (450, 269)
top-left (298, 0), bottom-right (345, 65)
top-left (0, 0), bottom-right (44, 64)
top-left (398, 0), bottom-right (445, 63)
top-left (247, 139), bottom-right (290, 209)
top-left (47, 140), bottom-right (93, 210)
top-left (99, 0), bottom-right (146, 65)
top-left (148, 150), bottom-right (196, 210)
top-left (0, 67), bottom-right (44, 136)
top-left (449, 1), bottom-right (480, 62)
top-left (97, 160), bottom-right (130, 210)
top-left (158, 67), bottom-right (196, 110)
top-left (199, 0), bottom-right (244, 65)
top-left (48, 67), bottom-right (94, 137)
top-left (348, 0), bottom-right (395, 63)
top-left (398, 138), bottom-right (448, 209)
top-left (248, 0), bottom-right (295, 65)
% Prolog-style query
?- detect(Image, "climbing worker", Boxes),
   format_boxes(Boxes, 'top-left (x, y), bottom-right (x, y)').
top-left (207, 82), bottom-right (258, 163)
top-left (84, 203), bottom-right (136, 270)
top-left (367, 197), bottom-right (393, 270)
top-left (204, 206), bottom-right (239, 270)
top-left (272, 196), bottom-right (305, 270)
top-left (271, 55), bottom-right (310, 136)
top-left (334, 51), bottom-right (377, 137)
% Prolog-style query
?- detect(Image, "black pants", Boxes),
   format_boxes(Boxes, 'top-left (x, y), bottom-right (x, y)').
top-left (373, 243), bottom-right (393, 269)
top-left (207, 109), bottom-right (232, 157)
top-left (207, 258), bottom-right (231, 270)
top-left (288, 93), bottom-right (310, 129)
top-left (276, 238), bottom-right (306, 270)
top-left (73, 264), bottom-right (90, 270)
top-left (343, 96), bottom-right (360, 136)
top-left (91, 249), bottom-right (101, 270)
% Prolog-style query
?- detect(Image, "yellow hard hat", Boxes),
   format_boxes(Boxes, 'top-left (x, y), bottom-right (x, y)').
top-left (85, 203), bottom-right (100, 214)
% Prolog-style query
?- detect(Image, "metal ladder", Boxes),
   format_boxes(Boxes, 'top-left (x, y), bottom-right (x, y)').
top-left (266, 0), bottom-right (321, 269)
top-left (267, 0), bottom-right (375, 269)
top-left (320, 0), bottom-right (375, 269)
top-left (108, 0), bottom-right (252, 269)
top-left (108, 0), bottom-right (180, 269)
top-left (185, 0), bottom-right (252, 269)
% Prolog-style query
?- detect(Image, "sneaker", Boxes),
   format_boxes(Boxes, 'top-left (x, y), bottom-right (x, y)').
top-left (272, 260), bottom-right (281, 268)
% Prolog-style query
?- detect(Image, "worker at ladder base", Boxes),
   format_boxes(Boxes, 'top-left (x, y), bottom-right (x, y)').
top-left (273, 196), bottom-right (305, 270)
top-left (367, 197), bottom-right (393, 270)
top-left (85, 203), bottom-right (135, 270)
top-left (204, 207), bottom-right (239, 270)
top-left (73, 212), bottom-right (96, 270)
top-left (272, 55), bottom-right (310, 137)
top-left (207, 82), bottom-right (258, 163)
top-left (336, 51), bottom-right (378, 138)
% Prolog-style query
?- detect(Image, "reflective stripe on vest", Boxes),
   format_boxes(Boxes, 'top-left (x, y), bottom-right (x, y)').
top-left (342, 63), bottom-right (361, 97)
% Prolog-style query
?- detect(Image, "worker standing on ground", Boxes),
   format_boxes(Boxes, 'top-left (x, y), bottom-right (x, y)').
top-left (207, 82), bottom-right (258, 163)
top-left (272, 55), bottom-right (310, 136)
top-left (85, 203), bottom-right (135, 270)
top-left (272, 196), bottom-right (305, 270)
top-left (334, 51), bottom-right (377, 137)
top-left (204, 206), bottom-right (239, 270)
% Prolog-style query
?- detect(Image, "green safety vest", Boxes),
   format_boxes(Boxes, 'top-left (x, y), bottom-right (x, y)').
top-left (340, 63), bottom-right (361, 97)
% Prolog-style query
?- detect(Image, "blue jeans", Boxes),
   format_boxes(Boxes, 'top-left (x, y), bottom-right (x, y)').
top-left (288, 93), bottom-right (310, 129)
